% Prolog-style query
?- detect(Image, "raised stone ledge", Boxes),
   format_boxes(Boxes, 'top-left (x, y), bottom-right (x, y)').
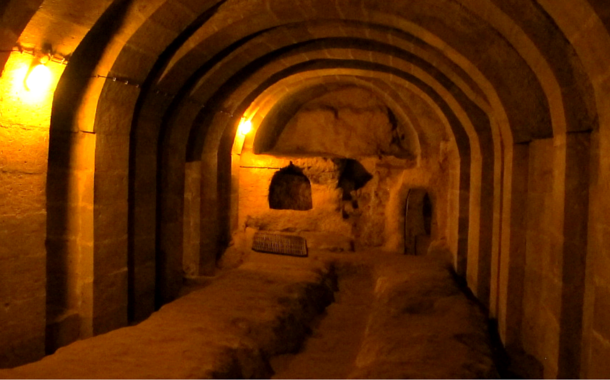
top-left (0, 252), bottom-right (497, 379)
top-left (0, 255), bottom-right (335, 379)
top-left (350, 255), bottom-right (498, 379)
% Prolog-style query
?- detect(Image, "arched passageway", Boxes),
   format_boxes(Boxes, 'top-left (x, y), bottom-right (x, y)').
top-left (0, 1), bottom-right (608, 378)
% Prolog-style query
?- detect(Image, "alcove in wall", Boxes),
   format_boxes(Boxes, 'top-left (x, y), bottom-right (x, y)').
top-left (268, 163), bottom-right (313, 210)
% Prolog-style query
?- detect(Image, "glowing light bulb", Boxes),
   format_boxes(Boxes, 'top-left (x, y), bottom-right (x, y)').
top-left (238, 118), bottom-right (252, 135)
top-left (25, 64), bottom-right (52, 93)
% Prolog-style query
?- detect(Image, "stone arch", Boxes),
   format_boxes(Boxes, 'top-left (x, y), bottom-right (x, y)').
top-left (253, 82), bottom-right (421, 160)
top-left (135, 8), bottom-right (596, 338)
top-left (0, 0), bottom-right (44, 73)
top-left (38, 0), bottom-right (600, 372)
top-left (185, 61), bottom-right (481, 274)
top-left (114, 6), bottom-right (592, 348)
top-left (0, 0), bottom-right (607, 373)
top-left (44, 0), bottom-right (230, 347)
top-left (117, 2), bottom-right (560, 320)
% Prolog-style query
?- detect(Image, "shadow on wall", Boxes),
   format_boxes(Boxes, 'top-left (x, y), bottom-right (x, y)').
top-left (336, 159), bottom-right (373, 219)
top-left (269, 163), bottom-right (313, 210)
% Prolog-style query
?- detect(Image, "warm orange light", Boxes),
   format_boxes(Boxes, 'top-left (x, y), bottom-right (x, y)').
top-left (25, 63), bottom-right (52, 93)
top-left (238, 118), bottom-right (252, 135)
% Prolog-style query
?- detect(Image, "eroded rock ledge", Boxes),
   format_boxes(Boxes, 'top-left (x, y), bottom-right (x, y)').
top-left (0, 252), bottom-right (498, 379)
top-left (0, 257), bottom-right (335, 379)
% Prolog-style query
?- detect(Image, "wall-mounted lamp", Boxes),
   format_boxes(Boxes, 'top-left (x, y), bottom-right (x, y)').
top-left (238, 117), bottom-right (252, 135)
top-left (24, 56), bottom-right (52, 93)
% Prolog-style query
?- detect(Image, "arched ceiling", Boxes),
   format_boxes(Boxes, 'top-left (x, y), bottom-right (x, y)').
top-left (249, 79), bottom-right (423, 159)
top-left (0, 1), bottom-right (599, 180)
top-left (1, 0), bottom-right (604, 285)
top-left (25, 2), bottom-right (599, 266)
top-left (2, 0), bottom-right (601, 152)
top-left (2, 1), bottom-right (609, 370)
top-left (0, 0), bottom-right (601, 259)
top-left (25, 0), bottom-right (589, 149)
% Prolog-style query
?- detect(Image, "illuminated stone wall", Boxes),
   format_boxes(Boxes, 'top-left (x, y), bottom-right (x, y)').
top-left (235, 86), bottom-right (456, 256)
top-left (0, 52), bottom-right (62, 365)
top-left (0, 1), bottom-right (609, 378)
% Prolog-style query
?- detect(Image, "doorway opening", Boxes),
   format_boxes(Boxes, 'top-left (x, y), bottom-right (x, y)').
top-left (405, 189), bottom-right (433, 255)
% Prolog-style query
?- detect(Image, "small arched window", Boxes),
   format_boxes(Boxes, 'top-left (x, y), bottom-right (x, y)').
top-left (269, 163), bottom-right (313, 210)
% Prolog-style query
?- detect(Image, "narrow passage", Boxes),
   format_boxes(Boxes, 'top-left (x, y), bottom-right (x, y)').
top-left (271, 263), bottom-right (375, 379)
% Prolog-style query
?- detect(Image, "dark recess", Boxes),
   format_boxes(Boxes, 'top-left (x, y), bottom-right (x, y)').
top-left (269, 163), bottom-right (313, 210)
top-left (337, 159), bottom-right (373, 201)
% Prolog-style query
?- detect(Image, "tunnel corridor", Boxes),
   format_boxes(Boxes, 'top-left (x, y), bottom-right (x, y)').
top-left (0, 0), bottom-right (610, 378)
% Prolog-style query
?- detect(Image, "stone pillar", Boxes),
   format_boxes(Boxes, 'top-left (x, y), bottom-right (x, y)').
top-left (183, 161), bottom-right (201, 277)
top-left (497, 143), bottom-right (529, 352)
top-left (556, 131), bottom-right (590, 378)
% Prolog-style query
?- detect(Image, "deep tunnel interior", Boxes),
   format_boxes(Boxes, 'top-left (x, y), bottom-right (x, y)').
top-left (0, 0), bottom-right (609, 378)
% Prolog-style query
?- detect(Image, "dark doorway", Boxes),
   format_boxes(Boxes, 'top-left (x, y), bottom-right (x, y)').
top-left (337, 159), bottom-right (373, 201)
top-left (405, 189), bottom-right (433, 255)
top-left (269, 163), bottom-right (313, 210)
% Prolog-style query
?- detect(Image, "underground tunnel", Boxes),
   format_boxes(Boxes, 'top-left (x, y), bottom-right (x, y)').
top-left (0, 0), bottom-right (609, 378)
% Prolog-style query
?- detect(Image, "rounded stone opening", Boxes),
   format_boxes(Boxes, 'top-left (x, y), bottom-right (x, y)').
top-left (269, 163), bottom-right (313, 210)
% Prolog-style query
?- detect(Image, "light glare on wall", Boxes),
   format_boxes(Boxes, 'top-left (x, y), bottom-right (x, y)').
top-left (25, 63), bottom-right (52, 93)
top-left (238, 117), bottom-right (252, 135)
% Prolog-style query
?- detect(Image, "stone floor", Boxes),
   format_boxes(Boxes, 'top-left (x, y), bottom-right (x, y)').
top-left (0, 250), bottom-right (498, 379)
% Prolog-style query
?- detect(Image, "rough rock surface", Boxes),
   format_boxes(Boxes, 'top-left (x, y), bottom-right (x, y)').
top-left (271, 260), bottom-right (376, 378)
top-left (350, 254), bottom-right (498, 378)
top-left (272, 252), bottom-right (498, 379)
top-left (0, 251), bottom-right (497, 379)
top-left (271, 87), bottom-right (412, 159)
top-left (0, 255), bottom-right (335, 379)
